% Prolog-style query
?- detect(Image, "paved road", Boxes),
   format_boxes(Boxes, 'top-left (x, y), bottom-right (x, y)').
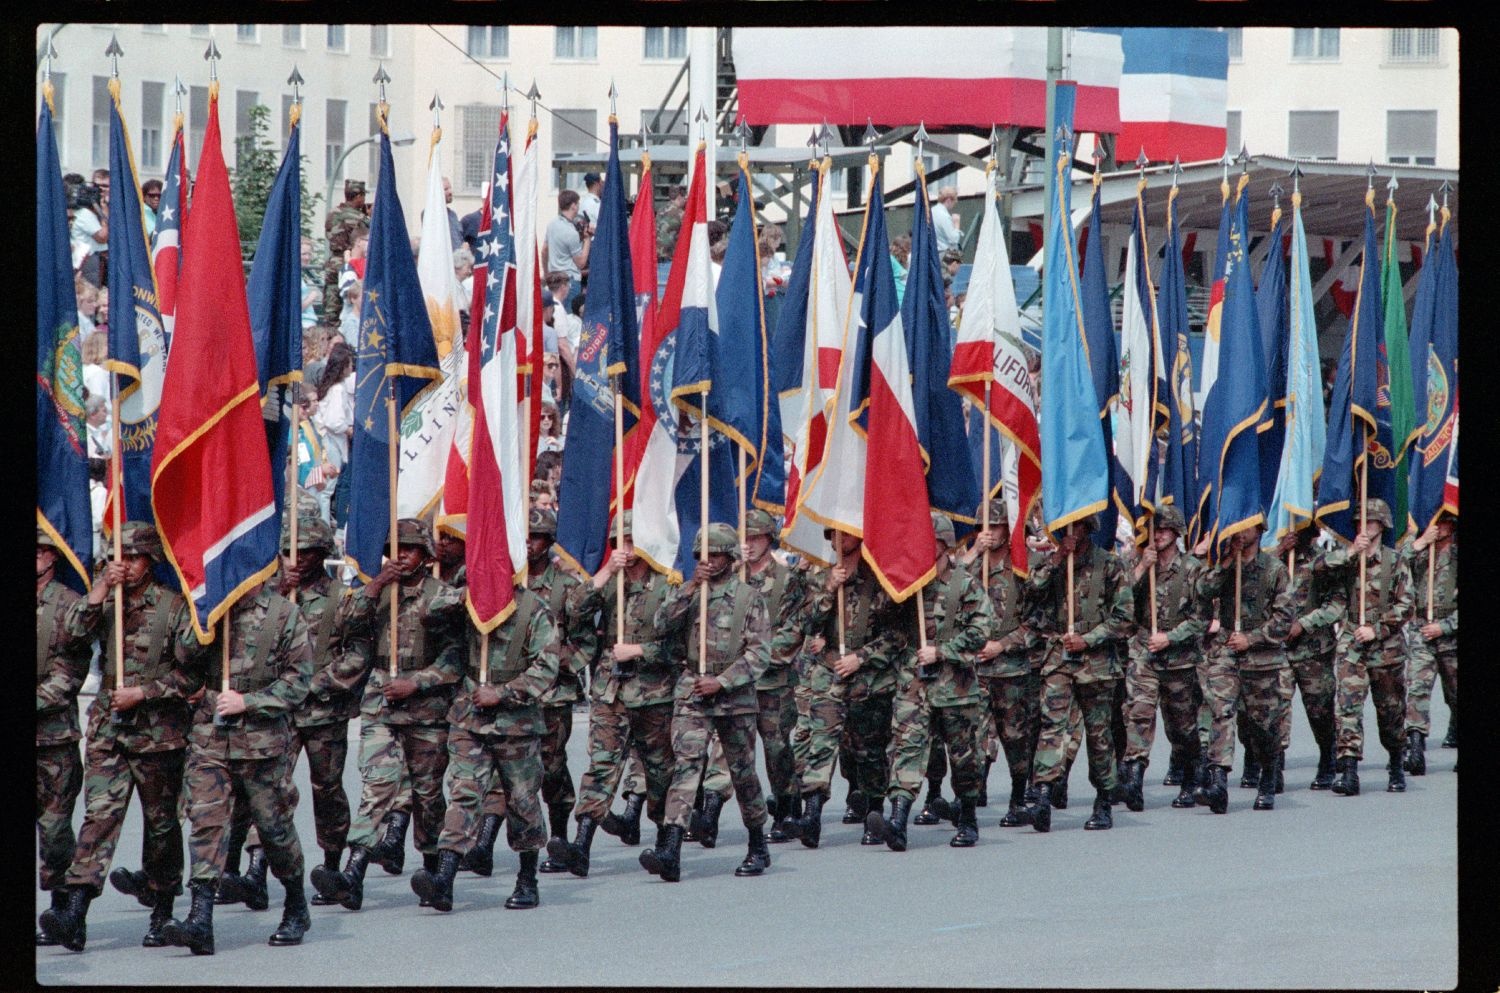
top-left (36, 693), bottom-right (1456, 987)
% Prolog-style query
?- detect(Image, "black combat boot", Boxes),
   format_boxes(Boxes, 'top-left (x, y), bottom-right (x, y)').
top-left (1194, 758), bottom-right (1213, 806)
top-left (842, 789), bottom-right (867, 825)
top-left (1310, 743), bottom-right (1336, 790)
top-left (142, 888), bottom-right (174, 947)
top-left (1162, 746), bottom-right (1185, 786)
top-left (1239, 750), bottom-right (1261, 789)
top-left (1171, 759), bottom-right (1198, 808)
top-left (548, 815), bottom-right (597, 878)
top-left (913, 782), bottom-right (946, 825)
top-left (867, 796), bottom-right (913, 852)
top-left (692, 791), bottom-right (725, 849)
top-left (600, 792), bottom-right (644, 847)
top-left (735, 825), bottom-right (771, 876)
top-left (639, 824), bottom-right (684, 882)
top-left (1253, 759), bottom-right (1277, 810)
top-left (215, 817), bottom-right (252, 905)
top-left (1028, 782), bottom-right (1053, 833)
top-left (1332, 757), bottom-right (1360, 796)
top-left (998, 777), bottom-right (1032, 827)
top-left (309, 850), bottom-right (342, 906)
top-left (1441, 719), bottom-right (1457, 749)
top-left (768, 794), bottom-right (799, 843)
top-left (268, 876), bottom-right (311, 945)
top-left (369, 810), bottom-right (410, 875)
top-left (977, 758), bottom-right (993, 807)
top-left (109, 866), bottom-right (157, 908)
top-left (1274, 750), bottom-right (1286, 794)
top-left (1206, 766), bottom-right (1230, 815)
top-left (37, 888), bottom-right (68, 946)
top-left (860, 797), bottom-right (886, 844)
top-left (950, 798), bottom-right (979, 847)
top-left (1051, 765), bottom-right (1070, 809)
top-left (410, 850), bottom-right (461, 912)
top-left (1084, 789), bottom-right (1113, 830)
top-left (1387, 750), bottom-right (1407, 793)
top-left (235, 846), bottom-right (269, 911)
top-left (1110, 760), bottom-right (1129, 804)
top-left (505, 851), bottom-right (540, 909)
top-left (1404, 730), bottom-right (1427, 776)
top-left (311, 845), bottom-right (369, 911)
top-left (464, 814), bottom-right (503, 877)
top-left (1123, 760), bottom-right (1146, 812)
top-left (39, 885), bottom-right (92, 952)
top-left (539, 803), bottom-right (575, 873)
top-left (1023, 782), bottom-right (1042, 807)
top-left (794, 792), bottom-right (824, 848)
top-left (162, 881), bottom-right (215, 956)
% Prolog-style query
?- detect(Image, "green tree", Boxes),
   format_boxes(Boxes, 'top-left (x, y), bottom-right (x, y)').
top-left (229, 104), bottom-right (323, 264)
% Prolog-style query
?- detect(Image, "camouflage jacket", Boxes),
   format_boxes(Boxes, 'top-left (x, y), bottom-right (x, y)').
top-left (1129, 552), bottom-right (1208, 670)
top-left (335, 575), bottom-right (466, 726)
top-left (1028, 544), bottom-right (1133, 683)
top-left (911, 562), bottom-right (991, 708)
top-left (1197, 552), bottom-right (1294, 671)
top-left (569, 569), bottom-right (673, 709)
top-left (977, 552), bottom-right (1040, 679)
top-left (37, 580), bottom-right (92, 747)
top-left (528, 558), bottom-right (591, 707)
top-left (1318, 544), bottom-right (1414, 664)
top-left (178, 588), bottom-right (314, 760)
top-left (434, 587), bottom-right (560, 737)
top-left (324, 201), bottom-right (366, 258)
top-left (1405, 541), bottom-right (1457, 652)
top-left (655, 575), bottom-right (771, 717)
top-left (65, 581), bottom-right (199, 753)
top-left (1284, 547), bottom-right (1345, 663)
top-left (745, 558), bottom-right (811, 691)
top-left (802, 566), bottom-right (911, 702)
top-left (656, 203), bottom-right (684, 260)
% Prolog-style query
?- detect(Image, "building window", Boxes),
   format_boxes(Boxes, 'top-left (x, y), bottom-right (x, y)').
top-left (327, 25), bottom-right (347, 53)
top-left (235, 90), bottom-right (259, 168)
top-left (50, 72), bottom-right (66, 160)
top-left (1222, 27), bottom-right (1243, 61)
top-left (1224, 110), bottom-right (1242, 160)
top-left (368, 103), bottom-right (382, 183)
top-left (370, 25), bottom-right (390, 58)
top-left (1388, 28), bottom-right (1440, 64)
top-left (1291, 28), bottom-right (1339, 61)
top-left (644, 26), bottom-right (687, 60)
top-left (640, 108), bottom-right (690, 145)
top-left (236, 25), bottom-right (258, 44)
top-left (459, 104), bottom-right (502, 194)
top-left (140, 81), bottom-right (164, 170)
top-left (189, 85), bottom-right (208, 171)
top-left (552, 108), bottom-right (598, 190)
top-left (91, 75), bottom-right (110, 169)
top-left (282, 24), bottom-right (303, 48)
top-left (1287, 110), bottom-right (1338, 160)
top-left (1386, 110), bottom-right (1437, 165)
top-left (466, 26), bottom-right (508, 59)
top-left (190, 24), bottom-right (210, 37)
top-left (325, 98), bottom-right (347, 183)
top-left (555, 27), bottom-right (598, 60)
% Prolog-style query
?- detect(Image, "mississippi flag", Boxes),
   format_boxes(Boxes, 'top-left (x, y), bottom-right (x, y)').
top-left (150, 89), bottom-right (278, 642)
top-left (949, 168), bottom-right (1039, 576)
top-left (152, 120), bottom-right (187, 335)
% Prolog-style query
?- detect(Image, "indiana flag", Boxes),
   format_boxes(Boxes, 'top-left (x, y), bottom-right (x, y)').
top-left (37, 82), bottom-right (92, 592)
top-left (246, 107), bottom-right (304, 519)
top-left (1116, 177), bottom-right (1163, 545)
top-left (949, 166), bottom-right (1039, 575)
top-left (150, 87), bottom-right (278, 641)
top-left (1153, 184), bottom-right (1199, 522)
top-left (152, 118), bottom-right (187, 335)
top-left (1408, 207), bottom-right (1458, 533)
top-left (1255, 203), bottom-right (1289, 512)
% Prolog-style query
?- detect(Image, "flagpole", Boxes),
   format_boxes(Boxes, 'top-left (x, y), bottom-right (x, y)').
top-left (699, 407), bottom-right (710, 676)
top-left (916, 592), bottom-right (928, 651)
top-left (837, 583), bottom-right (847, 658)
top-left (1066, 551), bottom-right (1075, 636)
top-left (1233, 550), bottom-right (1242, 633)
top-left (981, 383), bottom-right (992, 588)
top-left (1426, 543), bottom-right (1435, 622)
top-left (1359, 424), bottom-right (1368, 628)
top-left (111, 392), bottom-right (125, 692)
top-left (221, 616), bottom-right (231, 696)
top-left (479, 629), bottom-right (489, 685)
top-left (738, 447), bottom-right (747, 582)
top-left (1148, 521), bottom-right (1158, 636)
top-left (388, 386), bottom-right (399, 678)
top-left (613, 376), bottom-right (625, 645)
top-left (288, 398), bottom-right (300, 605)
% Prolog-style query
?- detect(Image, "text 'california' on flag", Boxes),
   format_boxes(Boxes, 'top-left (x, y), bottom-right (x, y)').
top-left (150, 85), bottom-right (279, 642)
top-left (949, 164), bottom-right (1039, 575)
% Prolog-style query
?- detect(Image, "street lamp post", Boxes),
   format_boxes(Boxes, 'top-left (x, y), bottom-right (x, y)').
top-left (323, 130), bottom-right (416, 218)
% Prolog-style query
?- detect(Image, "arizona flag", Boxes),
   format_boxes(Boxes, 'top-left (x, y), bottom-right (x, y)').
top-left (152, 117), bottom-right (187, 334)
top-left (949, 165), bottom-right (1039, 575)
top-left (150, 87), bottom-right (279, 641)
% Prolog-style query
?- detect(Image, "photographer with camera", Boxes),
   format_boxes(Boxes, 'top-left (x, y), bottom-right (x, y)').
top-left (545, 190), bottom-right (592, 313)
top-left (70, 169), bottom-right (110, 287)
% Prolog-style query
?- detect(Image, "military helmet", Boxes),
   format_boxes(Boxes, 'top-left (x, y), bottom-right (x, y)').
top-left (384, 517), bottom-right (434, 557)
top-left (282, 513), bottom-right (335, 554)
top-left (344, 179), bottom-right (366, 200)
top-left (980, 497), bottom-right (1010, 531)
top-left (930, 513), bottom-right (956, 548)
top-left (608, 510), bottom-right (634, 543)
top-left (36, 526), bottom-right (62, 551)
top-left (1075, 513), bottom-right (1101, 533)
top-left (693, 522), bottom-right (741, 559)
top-left (119, 521), bottom-right (164, 561)
top-left (1363, 498), bottom-right (1393, 530)
top-left (529, 507), bottom-right (558, 537)
top-left (1154, 504), bottom-right (1187, 536)
top-left (744, 508), bottom-right (778, 538)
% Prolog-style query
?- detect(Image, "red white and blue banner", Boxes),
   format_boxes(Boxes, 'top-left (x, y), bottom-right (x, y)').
top-left (1087, 28), bottom-right (1229, 163)
top-left (152, 121), bottom-right (187, 336)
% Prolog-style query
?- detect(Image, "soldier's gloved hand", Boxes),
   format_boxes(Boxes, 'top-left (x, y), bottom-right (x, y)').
top-left (216, 689), bottom-right (247, 717)
top-left (110, 685), bottom-right (146, 712)
top-left (473, 684), bottom-right (502, 709)
top-left (692, 676), bottom-right (723, 697)
top-left (383, 677), bottom-right (418, 702)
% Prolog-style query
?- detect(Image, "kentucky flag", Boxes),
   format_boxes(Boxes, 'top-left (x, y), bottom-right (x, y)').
top-left (37, 84), bottom-right (92, 592)
top-left (1408, 210), bottom-right (1458, 532)
top-left (345, 117), bottom-right (442, 583)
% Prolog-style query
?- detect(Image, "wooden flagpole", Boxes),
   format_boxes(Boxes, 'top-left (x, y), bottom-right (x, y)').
top-left (388, 388), bottom-right (399, 678)
top-left (1233, 552), bottom-right (1243, 633)
top-left (1148, 521), bottom-right (1158, 636)
top-left (110, 393), bottom-right (125, 691)
top-left (699, 407), bottom-right (710, 676)
top-left (1358, 424), bottom-right (1369, 628)
top-left (613, 376), bottom-right (626, 644)
top-left (738, 448), bottom-right (747, 582)
top-left (288, 397), bottom-right (300, 604)
top-left (1426, 543), bottom-right (1435, 623)
top-left (221, 616), bottom-right (231, 695)
top-left (479, 630), bottom-right (490, 685)
top-left (981, 383), bottom-right (992, 588)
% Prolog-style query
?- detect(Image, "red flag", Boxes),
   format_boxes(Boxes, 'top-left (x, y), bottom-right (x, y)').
top-left (621, 157), bottom-right (659, 511)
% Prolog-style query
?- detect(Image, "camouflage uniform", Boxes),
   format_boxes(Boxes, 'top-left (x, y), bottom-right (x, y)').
top-left (1279, 542), bottom-right (1344, 782)
top-left (322, 183), bottom-right (367, 325)
top-left (1403, 539), bottom-right (1456, 739)
top-left (656, 201), bottom-right (685, 261)
top-left (36, 558), bottom-right (93, 897)
top-left (1122, 547), bottom-right (1207, 775)
top-left (529, 555), bottom-right (587, 816)
top-left (744, 538), bottom-right (814, 813)
top-left (976, 543), bottom-right (1042, 820)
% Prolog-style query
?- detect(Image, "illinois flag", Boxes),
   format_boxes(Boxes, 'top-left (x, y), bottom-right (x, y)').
top-left (150, 87), bottom-right (278, 641)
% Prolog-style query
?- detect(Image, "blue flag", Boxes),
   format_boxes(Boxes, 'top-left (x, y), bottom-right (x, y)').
top-left (557, 119), bottom-right (638, 577)
top-left (345, 126), bottom-right (442, 582)
top-left (1193, 182), bottom-right (1236, 541)
top-left (770, 171), bottom-right (818, 424)
top-left (905, 166), bottom-right (978, 534)
top-left (1255, 211), bottom-right (1288, 512)
top-left (247, 115), bottom-right (304, 519)
top-left (1154, 187), bottom-right (1198, 522)
top-left (37, 88), bottom-right (92, 592)
top-left (1407, 213), bottom-right (1457, 533)
top-left (1039, 84), bottom-right (1109, 534)
top-left (1079, 180), bottom-right (1124, 547)
top-left (104, 79), bottom-right (167, 528)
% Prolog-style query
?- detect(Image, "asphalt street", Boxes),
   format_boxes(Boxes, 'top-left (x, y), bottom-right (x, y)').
top-left (36, 692), bottom-right (1456, 987)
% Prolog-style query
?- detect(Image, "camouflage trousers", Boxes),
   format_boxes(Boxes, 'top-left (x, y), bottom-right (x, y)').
top-left (792, 677), bottom-right (893, 801)
top-left (620, 749), bottom-right (647, 797)
top-left (439, 728), bottom-right (545, 855)
top-left (65, 740), bottom-right (185, 897)
top-left (883, 672), bottom-right (932, 803)
top-left (347, 723), bottom-right (449, 854)
top-left (1204, 660), bottom-right (1288, 769)
top-left (923, 700), bottom-right (998, 787)
top-left (540, 703), bottom-right (577, 808)
top-left (903, 704), bottom-right (983, 802)
top-left (1335, 652), bottom-right (1407, 761)
top-left (185, 746), bottom-right (303, 886)
top-left (1122, 661), bottom-right (1203, 767)
top-left (701, 731), bottom-right (732, 799)
top-left (573, 700), bottom-right (674, 825)
top-left (702, 685), bottom-right (798, 801)
top-left (36, 742), bottom-right (83, 891)
top-left (664, 708), bottom-right (767, 831)
top-left (1280, 654), bottom-right (1335, 752)
top-left (242, 721), bottom-right (350, 856)
top-left (1404, 636), bottom-right (1457, 736)
top-left (1195, 662), bottom-right (1214, 754)
top-left (1032, 672), bottom-right (1117, 792)
top-left (983, 672), bottom-right (1040, 789)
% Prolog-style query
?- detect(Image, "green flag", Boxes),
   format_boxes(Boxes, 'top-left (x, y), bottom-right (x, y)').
top-left (1380, 194), bottom-right (1416, 540)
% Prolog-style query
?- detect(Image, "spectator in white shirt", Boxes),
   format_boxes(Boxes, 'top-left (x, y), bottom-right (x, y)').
top-left (578, 172), bottom-right (603, 228)
top-left (931, 186), bottom-right (962, 254)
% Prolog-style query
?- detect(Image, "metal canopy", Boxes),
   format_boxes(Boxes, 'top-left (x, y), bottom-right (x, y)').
top-left (553, 144), bottom-right (890, 174)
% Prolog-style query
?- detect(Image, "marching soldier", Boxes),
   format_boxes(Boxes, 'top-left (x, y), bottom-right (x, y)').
top-left (1403, 510), bottom-right (1457, 773)
top-left (435, 527), bottom-right (467, 587)
top-left (1315, 499), bottom-right (1415, 795)
top-left (1273, 525), bottom-right (1344, 789)
top-left (550, 512), bottom-right (675, 877)
top-left (1194, 522), bottom-right (1295, 813)
top-left (409, 576), bottom-right (558, 911)
top-left (639, 523), bottom-right (773, 881)
top-left (310, 519), bottom-right (464, 910)
top-left (1023, 515), bottom-right (1132, 832)
top-left (1119, 505), bottom-right (1207, 810)
top-left (162, 573), bottom-right (316, 954)
top-left (39, 522), bottom-right (197, 952)
top-left (868, 514), bottom-right (992, 850)
top-left (35, 529), bottom-right (94, 946)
